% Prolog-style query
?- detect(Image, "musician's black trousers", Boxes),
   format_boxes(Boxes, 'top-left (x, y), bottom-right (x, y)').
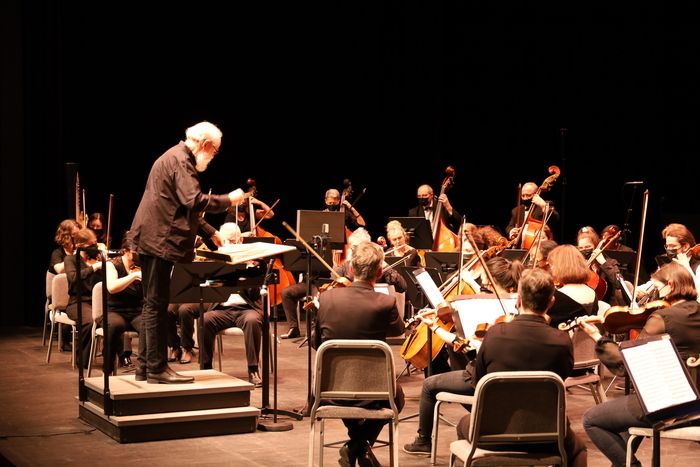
top-left (138, 254), bottom-right (174, 374)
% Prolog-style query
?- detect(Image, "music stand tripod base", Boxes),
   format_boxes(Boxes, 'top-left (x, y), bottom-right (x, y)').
top-left (257, 418), bottom-right (294, 431)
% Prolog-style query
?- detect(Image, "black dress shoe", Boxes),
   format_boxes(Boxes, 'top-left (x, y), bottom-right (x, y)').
top-left (168, 347), bottom-right (183, 362)
top-left (281, 327), bottom-right (300, 339)
top-left (338, 445), bottom-right (355, 467)
top-left (147, 366), bottom-right (194, 384)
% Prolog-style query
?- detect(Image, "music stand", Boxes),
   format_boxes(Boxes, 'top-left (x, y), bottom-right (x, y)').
top-left (242, 236), bottom-right (276, 244)
top-left (606, 250), bottom-right (645, 283)
top-left (501, 248), bottom-right (528, 262)
top-left (282, 236), bottom-right (334, 417)
top-left (398, 266), bottom-right (442, 313)
top-left (388, 217), bottom-right (433, 250)
top-left (424, 252), bottom-right (459, 283)
top-left (296, 210), bottom-right (346, 249)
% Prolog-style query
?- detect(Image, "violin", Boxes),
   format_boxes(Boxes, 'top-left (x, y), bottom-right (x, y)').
top-left (563, 300), bottom-right (671, 334)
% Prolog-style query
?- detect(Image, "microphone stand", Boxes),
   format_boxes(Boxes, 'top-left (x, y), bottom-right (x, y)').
top-left (258, 258), bottom-right (300, 431)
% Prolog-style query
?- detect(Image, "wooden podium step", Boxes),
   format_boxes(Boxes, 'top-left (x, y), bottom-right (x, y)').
top-left (79, 369), bottom-right (260, 443)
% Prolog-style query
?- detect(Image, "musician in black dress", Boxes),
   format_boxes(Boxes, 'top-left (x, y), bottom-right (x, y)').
top-left (582, 262), bottom-right (700, 467)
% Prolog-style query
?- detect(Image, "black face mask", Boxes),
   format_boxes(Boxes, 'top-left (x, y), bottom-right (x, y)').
top-left (522, 198), bottom-right (533, 209)
top-left (92, 228), bottom-right (104, 238)
top-left (326, 203), bottom-right (339, 211)
top-left (85, 245), bottom-right (101, 259)
top-left (417, 197), bottom-right (430, 207)
top-left (665, 246), bottom-right (680, 259)
top-left (580, 249), bottom-right (593, 259)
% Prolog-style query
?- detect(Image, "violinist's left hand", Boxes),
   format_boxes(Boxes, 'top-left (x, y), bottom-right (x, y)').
top-left (578, 319), bottom-right (603, 342)
top-left (336, 276), bottom-right (352, 287)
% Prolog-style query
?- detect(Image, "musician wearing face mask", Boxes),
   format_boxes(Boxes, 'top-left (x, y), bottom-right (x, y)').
top-left (409, 184), bottom-right (461, 235)
top-left (323, 188), bottom-right (365, 229)
top-left (577, 229), bottom-right (625, 306)
top-left (506, 182), bottom-right (560, 240)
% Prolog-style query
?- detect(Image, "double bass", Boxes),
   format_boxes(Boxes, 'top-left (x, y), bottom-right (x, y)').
top-left (241, 179), bottom-right (295, 306)
top-left (333, 180), bottom-right (355, 267)
top-left (518, 165), bottom-right (560, 250)
top-left (431, 167), bottom-right (459, 252)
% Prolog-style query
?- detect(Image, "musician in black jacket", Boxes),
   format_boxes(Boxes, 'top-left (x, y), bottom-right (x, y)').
top-left (408, 184), bottom-right (461, 235)
top-left (506, 182), bottom-right (559, 241)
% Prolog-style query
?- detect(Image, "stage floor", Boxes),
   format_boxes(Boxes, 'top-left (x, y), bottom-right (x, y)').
top-left (1, 325), bottom-right (697, 466)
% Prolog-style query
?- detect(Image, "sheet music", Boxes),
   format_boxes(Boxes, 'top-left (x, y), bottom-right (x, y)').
top-left (413, 269), bottom-right (445, 309)
top-left (197, 242), bottom-right (296, 265)
top-left (622, 338), bottom-right (697, 413)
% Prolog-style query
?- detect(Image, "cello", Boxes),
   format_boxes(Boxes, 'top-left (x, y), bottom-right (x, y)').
top-left (517, 165), bottom-right (561, 250)
top-left (431, 167), bottom-right (460, 252)
top-left (243, 179), bottom-right (296, 306)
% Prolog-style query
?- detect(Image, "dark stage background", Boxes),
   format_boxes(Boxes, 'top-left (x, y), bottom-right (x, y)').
top-left (3, 3), bottom-right (699, 326)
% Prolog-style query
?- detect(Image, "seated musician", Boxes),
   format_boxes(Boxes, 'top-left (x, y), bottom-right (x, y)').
top-left (505, 181), bottom-right (560, 241)
top-left (223, 195), bottom-right (275, 234)
top-left (324, 188), bottom-right (365, 229)
top-left (49, 219), bottom-right (82, 275)
top-left (409, 184), bottom-right (461, 235)
top-left (404, 268), bottom-right (587, 465)
top-left (601, 224), bottom-right (634, 252)
top-left (577, 228), bottom-right (625, 306)
top-left (173, 222), bottom-right (265, 387)
top-left (311, 241), bottom-right (405, 466)
top-left (403, 256), bottom-right (525, 456)
top-left (378, 220), bottom-right (421, 267)
top-left (546, 244), bottom-right (598, 329)
top-left (581, 262), bottom-right (700, 467)
top-left (280, 227), bottom-right (406, 340)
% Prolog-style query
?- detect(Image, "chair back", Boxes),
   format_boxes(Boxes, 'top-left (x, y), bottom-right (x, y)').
top-left (46, 271), bottom-right (56, 299)
top-left (91, 282), bottom-right (103, 322)
top-left (50, 273), bottom-right (69, 311)
top-left (468, 371), bottom-right (567, 461)
top-left (570, 326), bottom-right (600, 370)
top-left (311, 339), bottom-right (397, 412)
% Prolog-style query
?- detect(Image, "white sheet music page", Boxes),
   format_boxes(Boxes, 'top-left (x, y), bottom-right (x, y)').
top-left (622, 337), bottom-right (697, 413)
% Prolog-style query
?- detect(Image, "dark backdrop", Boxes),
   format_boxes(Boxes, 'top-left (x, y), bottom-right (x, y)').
top-left (3, 2), bottom-right (699, 326)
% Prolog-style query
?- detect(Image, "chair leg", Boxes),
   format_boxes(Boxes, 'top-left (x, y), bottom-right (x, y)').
top-left (87, 334), bottom-right (97, 377)
top-left (626, 433), bottom-right (641, 467)
top-left (307, 418), bottom-right (316, 467)
top-left (70, 326), bottom-right (76, 370)
top-left (319, 419), bottom-right (325, 467)
top-left (46, 316), bottom-right (56, 364)
top-left (216, 334), bottom-right (223, 372)
top-left (42, 303), bottom-right (50, 346)
top-left (431, 399), bottom-right (443, 465)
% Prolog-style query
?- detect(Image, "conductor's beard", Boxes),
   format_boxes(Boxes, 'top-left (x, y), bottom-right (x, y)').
top-left (195, 153), bottom-right (214, 172)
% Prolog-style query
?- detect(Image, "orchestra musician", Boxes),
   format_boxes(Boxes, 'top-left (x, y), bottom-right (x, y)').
top-left (404, 268), bottom-right (587, 467)
top-left (409, 184), bottom-right (461, 235)
top-left (49, 219), bottom-right (82, 275)
top-left (506, 181), bottom-right (560, 241)
top-left (545, 244), bottom-right (598, 329)
top-left (223, 194), bottom-right (275, 234)
top-left (280, 228), bottom-right (406, 340)
top-left (63, 227), bottom-right (105, 368)
top-left (577, 228), bottom-right (625, 306)
top-left (378, 220), bottom-right (421, 267)
top-left (311, 241), bottom-right (405, 467)
top-left (601, 224), bottom-right (634, 252)
top-left (324, 188), bottom-right (365, 229)
top-left (403, 256), bottom-right (524, 456)
top-left (581, 262), bottom-right (700, 467)
top-left (129, 121), bottom-right (246, 384)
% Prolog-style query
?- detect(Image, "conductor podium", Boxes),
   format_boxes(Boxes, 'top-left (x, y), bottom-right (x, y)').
top-left (78, 242), bottom-right (297, 442)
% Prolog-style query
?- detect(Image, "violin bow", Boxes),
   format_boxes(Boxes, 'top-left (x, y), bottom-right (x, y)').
top-left (466, 231), bottom-right (510, 318)
top-left (281, 221), bottom-right (342, 281)
top-left (630, 189), bottom-right (650, 309)
top-left (349, 188), bottom-right (367, 210)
